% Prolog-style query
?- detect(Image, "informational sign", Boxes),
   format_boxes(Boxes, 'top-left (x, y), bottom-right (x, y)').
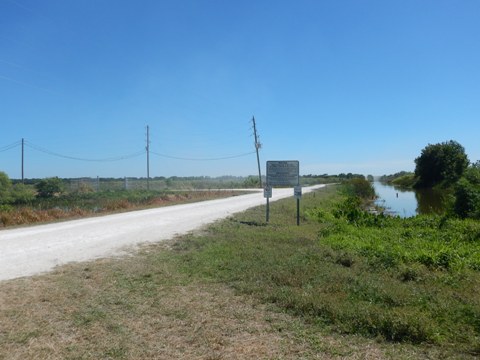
top-left (264, 160), bottom-right (302, 226)
top-left (264, 185), bottom-right (272, 199)
top-left (294, 185), bottom-right (302, 199)
top-left (266, 161), bottom-right (299, 187)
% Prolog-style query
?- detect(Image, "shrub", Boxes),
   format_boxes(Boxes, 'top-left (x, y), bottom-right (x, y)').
top-left (0, 171), bottom-right (13, 204)
top-left (454, 165), bottom-right (480, 219)
top-left (35, 177), bottom-right (64, 198)
top-left (344, 178), bottom-right (375, 199)
top-left (11, 183), bottom-right (36, 204)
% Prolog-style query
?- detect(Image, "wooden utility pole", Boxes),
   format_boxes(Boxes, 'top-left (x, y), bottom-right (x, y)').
top-left (252, 117), bottom-right (262, 188)
top-left (146, 125), bottom-right (150, 190)
top-left (21, 138), bottom-right (24, 183)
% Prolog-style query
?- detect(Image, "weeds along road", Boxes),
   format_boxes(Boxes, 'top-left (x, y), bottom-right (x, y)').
top-left (0, 185), bottom-right (325, 281)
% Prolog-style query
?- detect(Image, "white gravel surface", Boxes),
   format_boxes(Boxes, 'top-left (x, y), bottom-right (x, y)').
top-left (0, 185), bottom-right (325, 281)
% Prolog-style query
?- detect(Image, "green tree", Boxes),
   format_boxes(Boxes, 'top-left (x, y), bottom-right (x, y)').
top-left (35, 177), bottom-right (64, 198)
top-left (454, 163), bottom-right (480, 219)
top-left (414, 140), bottom-right (469, 188)
top-left (0, 171), bottom-right (13, 204)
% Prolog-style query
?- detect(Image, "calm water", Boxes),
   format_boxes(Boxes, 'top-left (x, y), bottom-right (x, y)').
top-left (373, 182), bottom-right (446, 218)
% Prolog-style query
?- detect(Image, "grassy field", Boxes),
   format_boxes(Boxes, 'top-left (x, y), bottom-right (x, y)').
top-left (1, 185), bottom-right (479, 359)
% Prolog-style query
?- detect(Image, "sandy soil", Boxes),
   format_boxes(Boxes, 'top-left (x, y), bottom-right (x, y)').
top-left (0, 185), bottom-right (324, 281)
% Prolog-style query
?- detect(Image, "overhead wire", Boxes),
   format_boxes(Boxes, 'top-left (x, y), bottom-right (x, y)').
top-left (150, 150), bottom-right (256, 161)
top-left (143, 122), bottom-right (258, 161)
top-left (25, 140), bottom-right (145, 162)
top-left (2, 138), bottom-right (257, 163)
top-left (0, 140), bottom-right (21, 152)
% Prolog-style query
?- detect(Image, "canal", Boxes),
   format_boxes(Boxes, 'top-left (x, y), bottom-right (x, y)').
top-left (372, 181), bottom-right (447, 218)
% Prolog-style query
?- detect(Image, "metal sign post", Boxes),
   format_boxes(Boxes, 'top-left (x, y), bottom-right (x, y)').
top-left (294, 185), bottom-right (302, 226)
top-left (264, 185), bottom-right (272, 222)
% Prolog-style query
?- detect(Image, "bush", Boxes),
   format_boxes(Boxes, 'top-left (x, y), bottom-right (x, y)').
top-left (242, 176), bottom-right (261, 188)
top-left (454, 165), bottom-right (480, 219)
top-left (35, 177), bottom-right (64, 198)
top-left (344, 178), bottom-right (375, 199)
top-left (11, 183), bottom-right (36, 204)
top-left (0, 171), bottom-right (13, 204)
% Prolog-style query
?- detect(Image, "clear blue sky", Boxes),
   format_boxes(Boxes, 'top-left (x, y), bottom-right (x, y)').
top-left (1, 0), bottom-right (479, 179)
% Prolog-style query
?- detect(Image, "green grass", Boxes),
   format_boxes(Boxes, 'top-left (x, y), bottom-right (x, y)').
top-left (173, 185), bottom-right (480, 356)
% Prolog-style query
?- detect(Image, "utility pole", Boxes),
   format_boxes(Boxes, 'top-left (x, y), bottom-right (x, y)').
top-left (146, 125), bottom-right (150, 190)
top-left (21, 138), bottom-right (24, 183)
top-left (252, 116), bottom-right (262, 188)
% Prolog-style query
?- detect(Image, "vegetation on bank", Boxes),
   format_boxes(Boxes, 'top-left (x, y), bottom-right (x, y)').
top-left (379, 171), bottom-right (416, 188)
top-left (379, 140), bottom-right (480, 220)
top-left (175, 181), bottom-right (480, 357)
top-left (414, 140), bottom-right (469, 188)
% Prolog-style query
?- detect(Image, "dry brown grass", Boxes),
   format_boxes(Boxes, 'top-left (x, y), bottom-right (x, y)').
top-left (0, 240), bottom-right (401, 360)
top-left (0, 191), bottom-right (241, 228)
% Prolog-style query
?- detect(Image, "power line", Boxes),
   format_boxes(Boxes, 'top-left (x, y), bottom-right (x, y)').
top-left (150, 150), bottom-right (256, 161)
top-left (0, 140), bottom-right (21, 152)
top-left (25, 141), bottom-right (145, 162)
top-left (3, 139), bottom-right (255, 162)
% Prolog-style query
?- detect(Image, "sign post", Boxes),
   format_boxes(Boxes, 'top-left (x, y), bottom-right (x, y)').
top-left (263, 185), bottom-right (272, 222)
top-left (266, 161), bottom-right (301, 225)
top-left (294, 185), bottom-right (302, 226)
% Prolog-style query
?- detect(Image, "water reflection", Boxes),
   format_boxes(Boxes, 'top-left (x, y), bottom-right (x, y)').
top-left (373, 182), bottom-right (447, 218)
top-left (373, 182), bottom-right (417, 217)
top-left (414, 187), bottom-right (447, 215)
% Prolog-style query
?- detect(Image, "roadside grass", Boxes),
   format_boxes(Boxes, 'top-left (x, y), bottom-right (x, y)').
top-left (1, 185), bottom-right (479, 359)
top-left (1, 239), bottom-right (397, 359)
top-left (173, 186), bottom-right (480, 357)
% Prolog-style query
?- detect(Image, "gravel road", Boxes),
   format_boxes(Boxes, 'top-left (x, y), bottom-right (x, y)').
top-left (0, 185), bottom-right (325, 281)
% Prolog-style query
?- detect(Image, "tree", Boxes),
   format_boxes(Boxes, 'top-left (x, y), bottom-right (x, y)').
top-left (454, 163), bottom-right (480, 219)
top-left (0, 171), bottom-right (13, 204)
top-left (35, 177), bottom-right (64, 198)
top-left (414, 140), bottom-right (469, 188)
